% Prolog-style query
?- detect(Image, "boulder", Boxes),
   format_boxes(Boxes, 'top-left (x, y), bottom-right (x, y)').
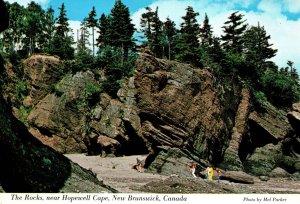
top-left (28, 71), bottom-right (99, 153)
top-left (248, 102), bottom-right (290, 143)
top-left (23, 55), bottom-right (64, 106)
top-left (0, 92), bottom-right (115, 192)
top-left (97, 135), bottom-right (121, 156)
top-left (147, 148), bottom-right (202, 177)
top-left (269, 167), bottom-right (290, 178)
top-left (221, 171), bottom-right (255, 184)
top-left (287, 103), bottom-right (300, 133)
top-left (243, 144), bottom-right (281, 176)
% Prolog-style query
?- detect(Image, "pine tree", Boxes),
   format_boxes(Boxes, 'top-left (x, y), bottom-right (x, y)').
top-left (150, 7), bottom-right (163, 57)
top-left (221, 11), bottom-right (247, 53)
top-left (86, 6), bottom-right (97, 56)
top-left (140, 6), bottom-right (164, 57)
top-left (163, 17), bottom-right (177, 60)
top-left (49, 3), bottom-right (74, 59)
top-left (56, 3), bottom-right (70, 38)
top-left (140, 7), bottom-right (154, 44)
top-left (96, 13), bottom-right (110, 49)
top-left (242, 23), bottom-right (277, 83)
top-left (199, 13), bottom-right (213, 48)
top-left (174, 6), bottom-right (201, 67)
top-left (243, 23), bottom-right (277, 64)
top-left (43, 7), bottom-right (56, 53)
top-left (2, 2), bottom-right (24, 55)
top-left (108, 0), bottom-right (135, 63)
top-left (21, 2), bottom-right (45, 55)
top-left (77, 19), bottom-right (91, 53)
top-left (286, 60), bottom-right (299, 81)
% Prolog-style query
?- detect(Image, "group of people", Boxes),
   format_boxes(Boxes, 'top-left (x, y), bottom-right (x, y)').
top-left (205, 166), bottom-right (222, 182)
top-left (189, 161), bottom-right (222, 182)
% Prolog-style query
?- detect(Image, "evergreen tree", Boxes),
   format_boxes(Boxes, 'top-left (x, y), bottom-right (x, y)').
top-left (199, 13), bottom-right (213, 48)
top-left (243, 23), bottom-right (277, 64)
top-left (286, 60), bottom-right (299, 81)
top-left (55, 3), bottom-right (70, 38)
top-left (1, 2), bottom-right (24, 55)
top-left (108, 0), bottom-right (135, 63)
top-left (48, 3), bottom-right (74, 59)
top-left (86, 6), bottom-right (97, 56)
top-left (163, 17), bottom-right (177, 60)
top-left (221, 11), bottom-right (247, 53)
top-left (43, 7), bottom-right (56, 52)
top-left (150, 7), bottom-right (164, 57)
top-left (140, 6), bottom-right (164, 57)
top-left (262, 69), bottom-right (300, 107)
top-left (174, 6), bottom-right (201, 67)
top-left (96, 13), bottom-right (110, 49)
top-left (77, 19), bottom-right (91, 53)
top-left (20, 2), bottom-right (45, 55)
top-left (140, 7), bottom-right (154, 44)
top-left (242, 23), bottom-right (277, 83)
top-left (210, 37), bottom-right (224, 63)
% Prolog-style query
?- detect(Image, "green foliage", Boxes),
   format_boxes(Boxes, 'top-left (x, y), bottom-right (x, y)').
top-left (21, 2), bottom-right (46, 55)
top-left (1, 1), bottom-right (299, 111)
top-left (51, 83), bottom-right (64, 97)
top-left (77, 20), bottom-right (91, 53)
top-left (97, 46), bottom-right (137, 97)
top-left (253, 91), bottom-right (268, 110)
top-left (163, 17), bottom-right (177, 60)
top-left (96, 13), bottom-right (110, 48)
top-left (43, 7), bottom-right (56, 53)
top-left (261, 70), bottom-right (300, 107)
top-left (221, 11), bottom-right (247, 53)
top-left (42, 157), bottom-right (52, 166)
top-left (222, 50), bottom-right (246, 75)
top-left (19, 105), bottom-right (32, 125)
top-left (73, 49), bottom-right (95, 73)
top-left (139, 7), bottom-right (164, 58)
top-left (46, 36), bottom-right (74, 60)
top-left (174, 6), bottom-right (202, 67)
top-left (199, 13), bottom-right (213, 48)
top-left (86, 6), bottom-right (98, 56)
top-left (16, 81), bottom-right (28, 100)
top-left (83, 81), bottom-right (102, 99)
top-left (108, 0), bottom-right (135, 53)
top-left (46, 3), bottom-right (74, 59)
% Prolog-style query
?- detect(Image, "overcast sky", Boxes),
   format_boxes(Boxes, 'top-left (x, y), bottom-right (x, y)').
top-left (7, 0), bottom-right (300, 73)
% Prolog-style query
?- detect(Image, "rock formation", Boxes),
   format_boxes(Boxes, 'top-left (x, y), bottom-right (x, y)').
top-left (221, 88), bottom-right (250, 171)
top-left (2, 43), bottom-right (300, 182)
top-left (0, 2), bottom-right (115, 192)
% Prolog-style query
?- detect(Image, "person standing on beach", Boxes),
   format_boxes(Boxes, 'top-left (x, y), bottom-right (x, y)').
top-left (209, 166), bottom-right (214, 181)
top-left (216, 167), bottom-right (221, 183)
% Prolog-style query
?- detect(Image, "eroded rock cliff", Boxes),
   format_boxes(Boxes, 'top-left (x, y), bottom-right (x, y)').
top-left (3, 51), bottom-right (300, 179)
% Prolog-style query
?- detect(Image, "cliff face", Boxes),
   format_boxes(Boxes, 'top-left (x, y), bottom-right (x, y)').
top-left (133, 53), bottom-right (241, 164)
top-left (3, 52), bottom-right (299, 178)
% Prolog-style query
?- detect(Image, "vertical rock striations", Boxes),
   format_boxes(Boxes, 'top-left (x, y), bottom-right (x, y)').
top-left (221, 88), bottom-right (250, 170)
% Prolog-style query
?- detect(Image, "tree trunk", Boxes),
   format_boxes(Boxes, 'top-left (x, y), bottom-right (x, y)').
top-left (92, 26), bottom-right (95, 56)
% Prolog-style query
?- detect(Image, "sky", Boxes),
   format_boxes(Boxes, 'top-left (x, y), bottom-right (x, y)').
top-left (6, 0), bottom-right (300, 74)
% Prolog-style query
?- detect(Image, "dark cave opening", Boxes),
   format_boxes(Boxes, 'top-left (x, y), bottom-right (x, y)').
top-left (238, 120), bottom-right (279, 162)
top-left (119, 120), bottom-right (148, 156)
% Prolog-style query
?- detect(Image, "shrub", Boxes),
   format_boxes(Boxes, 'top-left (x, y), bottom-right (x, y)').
top-left (261, 71), bottom-right (300, 108)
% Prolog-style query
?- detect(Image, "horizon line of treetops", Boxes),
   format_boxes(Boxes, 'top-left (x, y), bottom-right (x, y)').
top-left (0, 0), bottom-right (299, 108)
